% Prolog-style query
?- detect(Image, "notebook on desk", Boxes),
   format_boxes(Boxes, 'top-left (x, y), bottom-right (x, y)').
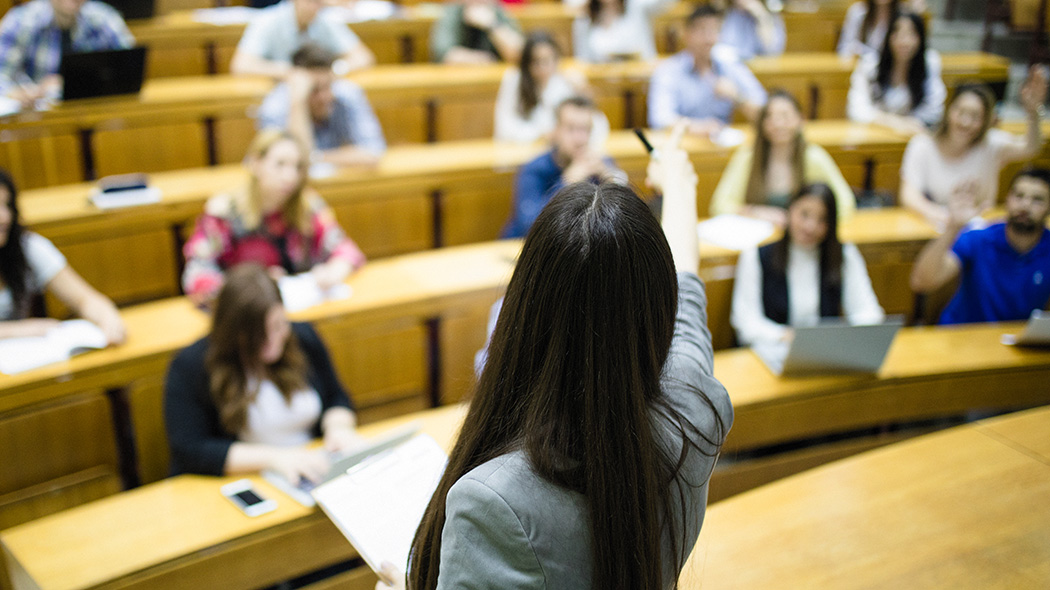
top-left (753, 318), bottom-right (904, 377)
top-left (60, 47), bottom-right (147, 101)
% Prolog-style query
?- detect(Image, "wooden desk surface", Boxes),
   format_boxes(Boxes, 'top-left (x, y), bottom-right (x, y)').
top-left (0, 404), bottom-right (468, 590)
top-left (685, 404), bottom-right (1050, 589)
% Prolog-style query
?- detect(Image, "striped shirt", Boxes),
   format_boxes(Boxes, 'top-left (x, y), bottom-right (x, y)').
top-left (0, 0), bottom-right (133, 93)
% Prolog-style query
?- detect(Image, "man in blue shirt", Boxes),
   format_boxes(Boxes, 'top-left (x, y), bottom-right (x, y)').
top-left (910, 168), bottom-right (1050, 324)
top-left (257, 43), bottom-right (386, 168)
top-left (502, 97), bottom-right (625, 239)
top-left (648, 4), bottom-right (767, 136)
top-left (0, 0), bottom-right (133, 107)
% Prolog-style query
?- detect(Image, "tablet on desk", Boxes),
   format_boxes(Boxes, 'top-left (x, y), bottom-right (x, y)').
top-left (754, 318), bottom-right (904, 377)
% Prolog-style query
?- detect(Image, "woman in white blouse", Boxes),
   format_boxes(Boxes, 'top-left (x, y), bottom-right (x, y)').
top-left (494, 31), bottom-right (609, 145)
top-left (846, 11), bottom-right (945, 133)
top-left (731, 183), bottom-right (884, 347)
top-left (837, 0), bottom-right (926, 58)
top-left (571, 0), bottom-right (672, 63)
top-left (899, 71), bottom-right (1047, 229)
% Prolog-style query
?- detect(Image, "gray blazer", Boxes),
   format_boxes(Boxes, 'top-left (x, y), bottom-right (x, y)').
top-left (435, 272), bottom-right (734, 589)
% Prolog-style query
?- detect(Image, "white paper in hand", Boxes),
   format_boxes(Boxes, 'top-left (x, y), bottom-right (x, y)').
top-left (312, 434), bottom-right (448, 574)
top-left (698, 214), bottom-right (776, 251)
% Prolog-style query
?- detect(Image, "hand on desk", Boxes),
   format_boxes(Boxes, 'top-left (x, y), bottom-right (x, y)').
top-left (269, 447), bottom-right (331, 485)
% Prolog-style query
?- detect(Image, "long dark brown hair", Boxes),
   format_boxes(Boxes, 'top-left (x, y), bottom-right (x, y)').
top-left (861, 0), bottom-right (899, 44)
top-left (0, 169), bottom-right (29, 319)
top-left (408, 182), bottom-right (726, 590)
top-left (517, 31), bottom-right (560, 118)
top-left (744, 89), bottom-right (807, 206)
top-left (204, 264), bottom-right (307, 434)
top-left (769, 183), bottom-right (843, 289)
top-left (875, 11), bottom-right (928, 111)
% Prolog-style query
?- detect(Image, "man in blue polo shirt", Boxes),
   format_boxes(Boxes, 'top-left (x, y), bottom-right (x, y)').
top-left (501, 96), bottom-right (625, 239)
top-left (910, 168), bottom-right (1050, 324)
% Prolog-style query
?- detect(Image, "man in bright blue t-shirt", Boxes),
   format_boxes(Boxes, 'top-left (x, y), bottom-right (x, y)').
top-left (910, 168), bottom-right (1050, 324)
top-left (501, 97), bottom-right (625, 239)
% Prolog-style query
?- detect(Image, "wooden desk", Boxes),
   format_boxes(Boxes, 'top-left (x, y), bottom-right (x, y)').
top-left (17, 123), bottom-right (915, 307)
top-left (4, 347), bottom-right (1050, 590)
top-left (685, 404), bottom-right (1050, 589)
top-left (0, 242), bottom-right (515, 531)
top-left (0, 53), bottom-right (1009, 190)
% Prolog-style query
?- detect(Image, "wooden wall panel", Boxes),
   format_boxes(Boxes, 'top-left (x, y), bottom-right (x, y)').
top-left (438, 301), bottom-right (500, 405)
top-left (213, 115), bottom-right (258, 165)
top-left (328, 189), bottom-right (433, 258)
top-left (0, 130), bottom-right (83, 190)
top-left (93, 120), bottom-right (209, 177)
top-left (441, 175), bottom-right (515, 247)
top-left (128, 373), bottom-right (172, 485)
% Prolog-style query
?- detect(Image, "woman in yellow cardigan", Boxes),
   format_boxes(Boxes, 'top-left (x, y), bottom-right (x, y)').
top-left (709, 90), bottom-right (856, 227)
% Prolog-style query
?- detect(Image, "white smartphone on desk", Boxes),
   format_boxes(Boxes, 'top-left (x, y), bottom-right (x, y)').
top-left (221, 479), bottom-right (277, 517)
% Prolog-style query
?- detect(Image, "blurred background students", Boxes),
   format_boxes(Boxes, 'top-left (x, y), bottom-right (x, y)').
top-left (710, 90), bottom-right (856, 226)
top-left (717, 0), bottom-right (786, 61)
top-left (731, 183), bottom-right (884, 347)
top-left (0, 169), bottom-right (125, 343)
top-left (847, 11), bottom-right (945, 133)
top-left (430, 0), bottom-right (524, 64)
top-left (181, 130), bottom-right (366, 303)
top-left (494, 32), bottom-right (609, 145)
top-left (571, 0), bottom-right (672, 63)
top-left (837, 0), bottom-right (927, 58)
top-left (502, 97), bottom-right (625, 238)
top-left (0, 0), bottom-right (134, 108)
top-left (257, 43), bottom-right (386, 168)
top-left (165, 264), bottom-right (361, 482)
top-left (648, 4), bottom-right (766, 135)
top-left (899, 72), bottom-right (1046, 228)
top-left (231, 0), bottom-right (375, 79)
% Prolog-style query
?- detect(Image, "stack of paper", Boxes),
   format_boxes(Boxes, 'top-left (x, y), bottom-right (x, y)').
top-left (0, 320), bottom-right (107, 375)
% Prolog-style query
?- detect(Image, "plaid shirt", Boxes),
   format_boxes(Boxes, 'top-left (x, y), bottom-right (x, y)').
top-left (0, 0), bottom-right (133, 93)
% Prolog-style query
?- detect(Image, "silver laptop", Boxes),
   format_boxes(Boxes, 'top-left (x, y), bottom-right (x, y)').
top-left (753, 318), bottom-right (904, 377)
top-left (1001, 310), bottom-right (1050, 346)
top-left (263, 421), bottom-right (421, 507)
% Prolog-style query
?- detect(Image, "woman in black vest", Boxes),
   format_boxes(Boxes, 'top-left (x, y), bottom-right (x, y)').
top-left (730, 183), bottom-right (885, 347)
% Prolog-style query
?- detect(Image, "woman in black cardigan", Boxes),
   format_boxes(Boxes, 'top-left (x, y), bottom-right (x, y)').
top-left (164, 264), bottom-right (359, 483)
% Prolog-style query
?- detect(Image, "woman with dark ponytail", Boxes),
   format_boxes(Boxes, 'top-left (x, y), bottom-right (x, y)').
top-left (377, 129), bottom-right (733, 590)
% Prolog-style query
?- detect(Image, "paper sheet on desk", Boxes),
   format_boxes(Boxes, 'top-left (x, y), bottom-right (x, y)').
top-left (327, 1), bottom-right (398, 22)
top-left (0, 320), bottom-right (107, 375)
top-left (192, 7), bottom-right (259, 25)
top-left (278, 274), bottom-right (352, 313)
top-left (312, 434), bottom-right (448, 573)
top-left (698, 215), bottom-right (776, 251)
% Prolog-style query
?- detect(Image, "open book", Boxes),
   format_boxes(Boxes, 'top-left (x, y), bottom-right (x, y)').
top-left (0, 320), bottom-right (107, 375)
top-left (278, 274), bottom-right (353, 313)
top-left (312, 434), bottom-right (448, 574)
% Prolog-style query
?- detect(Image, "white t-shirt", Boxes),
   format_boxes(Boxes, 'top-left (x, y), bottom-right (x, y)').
top-left (731, 242), bottom-right (885, 347)
top-left (0, 232), bottom-right (67, 320)
top-left (235, 1), bottom-right (362, 63)
top-left (847, 49), bottom-right (946, 127)
top-left (240, 379), bottom-right (323, 446)
top-left (571, 0), bottom-right (672, 62)
top-left (901, 129), bottom-right (1030, 208)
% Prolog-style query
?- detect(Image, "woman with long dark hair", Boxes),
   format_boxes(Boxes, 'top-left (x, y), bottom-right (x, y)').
top-left (181, 129), bottom-right (366, 304)
top-left (377, 130), bottom-right (732, 589)
top-left (847, 11), bottom-right (945, 132)
top-left (494, 31), bottom-right (608, 145)
top-left (571, 0), bottom-right (672, 62)
top-left (731, 183), bottom-right (884, 347)
top-left (0, 169), bottom-right (125, 343)
top-left (710, 90), bottom-right (856, 226)
top-left (900, 71), bottom-right (1047, 228)
top-left (164, 264), bottom-right (360, 482)
top-left (837, 0), bottom-right (927, 58)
